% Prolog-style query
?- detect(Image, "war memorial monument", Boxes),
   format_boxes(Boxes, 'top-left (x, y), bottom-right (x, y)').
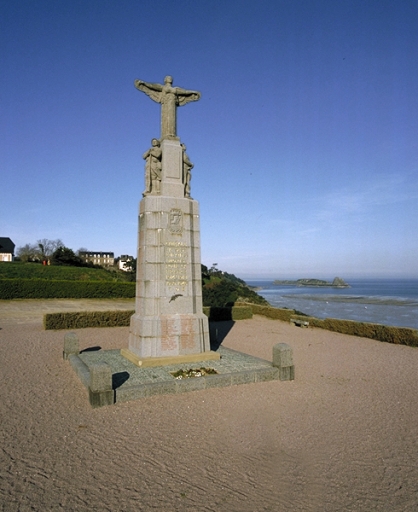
top-left (64, 76), bottom-right (294, 407)
top-left (121, 75), bottom-right (219, 367)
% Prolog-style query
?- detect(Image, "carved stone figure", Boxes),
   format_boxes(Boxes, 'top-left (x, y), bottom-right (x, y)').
top-left (134, 76), bottom-right (201, 140)
top-left (181, 143), bottom-right (193, 199)
top-left (142, 138), bottom-right (162, 195)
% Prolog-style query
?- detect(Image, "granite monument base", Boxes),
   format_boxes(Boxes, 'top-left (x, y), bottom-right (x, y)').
top-left (65, 336), bottom-right (294, 408)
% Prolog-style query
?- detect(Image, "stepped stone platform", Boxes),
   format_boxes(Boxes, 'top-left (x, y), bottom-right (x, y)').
top-left (67, 343), bottom-right (293, 407)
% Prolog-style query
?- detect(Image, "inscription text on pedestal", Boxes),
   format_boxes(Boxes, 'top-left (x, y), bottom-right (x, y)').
top-left (165, 241), bottom-right (188, 292)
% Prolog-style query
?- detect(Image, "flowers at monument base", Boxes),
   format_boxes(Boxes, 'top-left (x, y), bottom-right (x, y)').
top-left (170, 367), bottom-right (218, 379)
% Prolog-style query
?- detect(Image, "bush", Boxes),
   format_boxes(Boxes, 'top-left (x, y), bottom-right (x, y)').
top-left (44, 310), bottom-right (135, 330)
top-left (44, 306), bottom-right (252, 330)
top-left (203, 306), bottom-right (253, 321)
top-left (202, 279), bottom-right (268, 307)
top-left (0, 262), bottom-right (129, 282)
top-left (51, 246), bottom-right (83, 266)
top-left (242, 303), bottom-right (295, 322)
top-left (306, 317), bottom-right (418, 347)
top-left (0, 279), bottom-right (135, 299)
top-left (238, 303), bottom-right (418, 348)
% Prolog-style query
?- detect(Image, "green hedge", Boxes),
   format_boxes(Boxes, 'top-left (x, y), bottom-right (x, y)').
top-left (0, 262), bottom-right (128, 281)
top-left (238, 303), bottom-right (296, 322)
top-left (236, 302), bottom-right (418, 348)
top-left (203, 306), bottom-right (253, 321)
top-left (44, 306), bottom-right (252, 330)
top-left (306, 316), bottom-right (418, 347)
top-left (0, 279), bottom-right (135, 299)
top-left (41, 300), bottom-right (418, 347)
top-left (44, 310), bottom-right (135, 330)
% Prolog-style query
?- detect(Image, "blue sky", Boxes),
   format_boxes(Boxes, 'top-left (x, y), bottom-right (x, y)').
top-left (2, 0), bottom-right (418, 279)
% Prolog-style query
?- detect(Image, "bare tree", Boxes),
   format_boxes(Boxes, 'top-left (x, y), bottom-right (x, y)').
top-left (16, 244), bottom-right (39, 262)
top-left (37, 239), bottom-right (63, 262)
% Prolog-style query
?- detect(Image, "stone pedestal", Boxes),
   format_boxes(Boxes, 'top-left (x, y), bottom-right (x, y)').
top-left (123, 139), bottom-right (219, 367)
top-left (88, 362), bottom-right (114, 407)
top-left (273, 343), bottom-right (295, 381)
top-left (63, 332), bottom-right (79, 360)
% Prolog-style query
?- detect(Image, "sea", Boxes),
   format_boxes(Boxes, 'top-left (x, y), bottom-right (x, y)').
top-left (245, 278), bottom-right (418, 330)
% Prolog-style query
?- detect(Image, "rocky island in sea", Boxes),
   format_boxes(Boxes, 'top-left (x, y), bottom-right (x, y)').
top-left (273, 277), bottom-right (350, 288)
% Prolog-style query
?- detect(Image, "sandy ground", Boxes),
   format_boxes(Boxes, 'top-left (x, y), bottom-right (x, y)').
top-left (1, 302), bottom-right (418, 511)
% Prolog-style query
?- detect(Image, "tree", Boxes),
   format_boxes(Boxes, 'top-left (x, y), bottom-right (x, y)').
top-left (37, 239), bottom-right (63, 263)
top-left (51, 246), bottom-right (83, 266)
top-left (201, 264), bottom-right (210, 282)
top-left (209, 263), bottom-right (218, 274)
top-left (202, 279), bottom-right (239, 307)
top-left (201, 264), bottom-right (269, 307)
top-left (16, 243), bottom-right (39, 262)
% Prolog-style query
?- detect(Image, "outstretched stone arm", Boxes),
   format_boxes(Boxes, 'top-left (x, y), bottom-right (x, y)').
top-left (175, 87), bottom-right (201, 106)
top-left (134, 80), bottom-right (163, 103)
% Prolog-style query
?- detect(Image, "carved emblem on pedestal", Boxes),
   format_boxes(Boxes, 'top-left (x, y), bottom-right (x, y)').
top-left (168, 209), bottom-right (183, 234)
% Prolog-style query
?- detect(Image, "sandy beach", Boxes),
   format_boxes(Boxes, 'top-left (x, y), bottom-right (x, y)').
top-left (1, 301), bottom-right (418, 511)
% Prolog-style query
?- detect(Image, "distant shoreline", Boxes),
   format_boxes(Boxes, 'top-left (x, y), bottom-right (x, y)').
top-left (281, 294), bottom-right (418, 306)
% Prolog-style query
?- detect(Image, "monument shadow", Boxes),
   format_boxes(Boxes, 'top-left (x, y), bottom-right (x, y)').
top-left (209, 320), bottom-right (235, 351)
top-left (112, 371), bottom-right (130, 389)
top-left (80, 346), bottom-right (101, 353)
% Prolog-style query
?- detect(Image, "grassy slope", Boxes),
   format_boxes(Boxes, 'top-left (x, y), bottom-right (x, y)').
top-left (202, 274), bottom-right (269, 307)
top-left (1, 262), bottom-right (268, 306)
top-left (0, 262), bottom-right (129, 281)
